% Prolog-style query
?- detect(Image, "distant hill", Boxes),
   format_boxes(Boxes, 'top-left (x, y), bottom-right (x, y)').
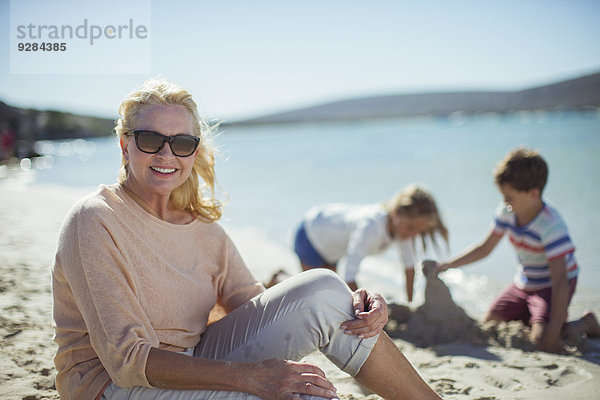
top-left (0, 101), bottom-right (115, 158)
top-left (232, 71), bottom-right (600, 125)
top-left (1, 71), bottom-right (599, 159)
top-left (0, 102), bottom-right (114, 140)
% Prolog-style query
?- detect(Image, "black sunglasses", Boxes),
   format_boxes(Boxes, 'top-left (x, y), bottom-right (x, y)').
top-left (128, 130), bottom-right (200, 157)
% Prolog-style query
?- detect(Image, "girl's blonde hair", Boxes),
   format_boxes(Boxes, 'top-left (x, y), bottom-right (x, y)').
top-left (114, 78), bottom-right (222, 222)
top-left (385, 184), bottom-right (449, 251)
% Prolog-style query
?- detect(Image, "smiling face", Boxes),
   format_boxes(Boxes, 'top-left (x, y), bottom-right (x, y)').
top-left (389, 213), bottom-right (432, 240)
top-left (121, 104), bottom-right (198, 203)
top-left (498, 183), bottom-right (542, 222)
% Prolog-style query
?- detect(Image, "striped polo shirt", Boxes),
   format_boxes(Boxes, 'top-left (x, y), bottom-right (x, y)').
top-left (492, 202), bottom-right (578, 291)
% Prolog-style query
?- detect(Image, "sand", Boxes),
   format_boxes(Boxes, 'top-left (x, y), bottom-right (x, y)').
top-left (1, 178), bottom-right (600, 399)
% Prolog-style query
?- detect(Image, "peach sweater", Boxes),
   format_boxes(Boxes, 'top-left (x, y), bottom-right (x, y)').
top-left (52, 184), bottom-right (263, 400)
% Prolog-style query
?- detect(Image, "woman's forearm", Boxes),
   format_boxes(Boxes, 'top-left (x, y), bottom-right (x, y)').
top-left (145, 348), bottom-right (338, 399)
top-left (145, 347), bottom-right (247, 391)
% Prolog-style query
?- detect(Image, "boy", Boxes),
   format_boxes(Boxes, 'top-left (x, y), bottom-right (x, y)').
top-left (436, 147), bottom-right (599, 353)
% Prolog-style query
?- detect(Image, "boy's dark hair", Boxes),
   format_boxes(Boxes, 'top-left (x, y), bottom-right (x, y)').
top-left (494, 147), bottom-right (548, 193)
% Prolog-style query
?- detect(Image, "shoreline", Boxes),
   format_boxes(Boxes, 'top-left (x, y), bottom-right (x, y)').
top-left (1, 182), bottom-right (599, 399)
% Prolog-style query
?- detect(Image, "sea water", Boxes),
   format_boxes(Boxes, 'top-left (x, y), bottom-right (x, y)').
top-left (21, 111), bottom-right (600, 318)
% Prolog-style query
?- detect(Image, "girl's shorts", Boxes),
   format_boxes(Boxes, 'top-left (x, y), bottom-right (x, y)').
top-left (293, 222), bottom-right (329, 267)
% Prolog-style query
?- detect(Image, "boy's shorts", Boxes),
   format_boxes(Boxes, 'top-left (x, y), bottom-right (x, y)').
top-left (293, 222), bottom-right (330, 267)
top-left (488, 277), bottom-right (577, 326)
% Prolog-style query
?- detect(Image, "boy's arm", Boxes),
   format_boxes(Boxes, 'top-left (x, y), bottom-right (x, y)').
top-left (541, 256), bottom-right (569, 353)
top-left (437, 231), bottom-right (502, 272)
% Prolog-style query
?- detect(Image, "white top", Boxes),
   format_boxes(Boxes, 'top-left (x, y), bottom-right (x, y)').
top-left (303, 203), bottom-right (415, 282)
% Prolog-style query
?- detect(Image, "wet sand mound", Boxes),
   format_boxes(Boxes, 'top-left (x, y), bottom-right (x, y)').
top-left (385, 260), bottom-right (587, 353)
top-left (385, 260), bottom-right (487, 346)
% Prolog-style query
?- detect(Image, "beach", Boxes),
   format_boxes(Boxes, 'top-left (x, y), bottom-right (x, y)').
top-left (1, 179), bottom-right (599, 399)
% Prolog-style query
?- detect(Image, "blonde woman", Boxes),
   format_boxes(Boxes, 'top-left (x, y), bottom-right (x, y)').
top-left (51, 79), bottom-right (440, 400)
top-left (294, 185), bottom-right (448, 297)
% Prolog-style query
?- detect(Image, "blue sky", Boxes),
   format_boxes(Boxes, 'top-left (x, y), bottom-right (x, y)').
top-left (1, 0), bottom-right (599, 121)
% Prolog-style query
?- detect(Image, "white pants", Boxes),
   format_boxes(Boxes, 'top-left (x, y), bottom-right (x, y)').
top-left (101, 269), bottom-right (378, 399)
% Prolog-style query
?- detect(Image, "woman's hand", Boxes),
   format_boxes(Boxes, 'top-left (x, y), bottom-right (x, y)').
top-left (245, 359), bottom-right (338, 400)
top-left (340, 289), bottom-right (388, 338)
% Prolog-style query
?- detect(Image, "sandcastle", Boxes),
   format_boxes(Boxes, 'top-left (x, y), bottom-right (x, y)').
top-left (384, 260), bottom-right (592, 353)
top-left (385, 260), bottom-right (487, 347)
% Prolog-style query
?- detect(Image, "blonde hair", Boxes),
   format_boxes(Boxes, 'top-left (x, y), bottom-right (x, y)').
top-left (114, 78), bottom-right (222, 222)
top-left (385, 184), bottom-right (449, 251)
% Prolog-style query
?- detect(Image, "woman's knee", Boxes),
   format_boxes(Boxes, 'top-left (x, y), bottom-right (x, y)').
top-left (296, 269), bottom-right (351, 301)
top-left (301, 270), bottom-right (354, 322)
top-left (269, 269), bottom-right (353, 320)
